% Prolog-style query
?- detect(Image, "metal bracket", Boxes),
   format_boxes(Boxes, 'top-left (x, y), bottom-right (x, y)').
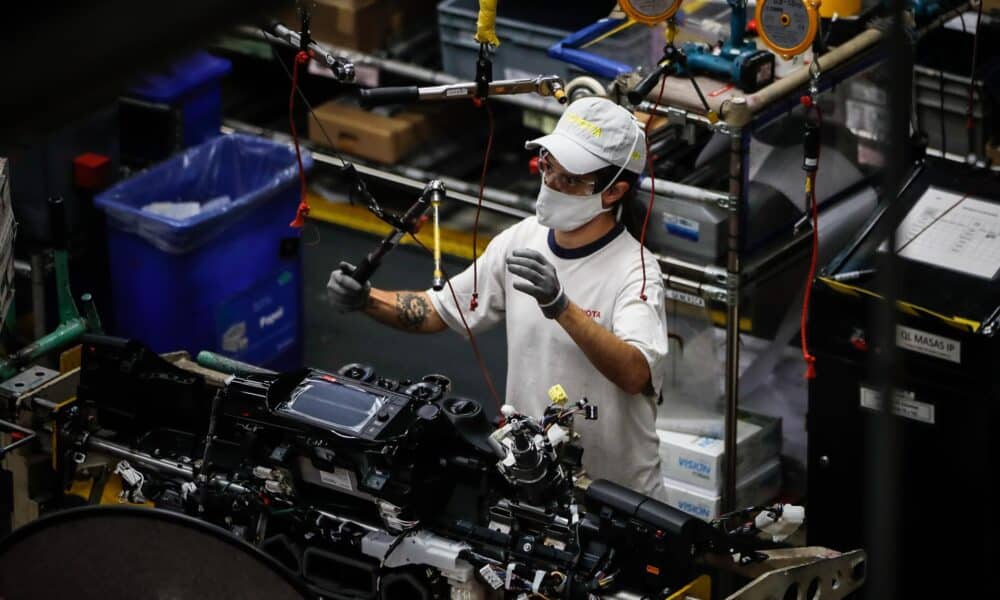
top-left (703, 284), bottom-right (730, 304)
top-left (718, 195), bottom-right (739, 211)
top-left (726, 549), bottom-right (867, 600)
top-left (808, 59), bottom-right (823, 99)
top-left (705, 266), bottom-right (730, 287)
top-left (666, 105), bottom-right (688, 125)
top-left (0, 366), bottom-right (61, 402)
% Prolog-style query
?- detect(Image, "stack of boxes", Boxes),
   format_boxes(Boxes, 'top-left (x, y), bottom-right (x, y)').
top-left (0, 158), bottom-right (15, 327)
top-left (657, 411), bottom-right (782, 520)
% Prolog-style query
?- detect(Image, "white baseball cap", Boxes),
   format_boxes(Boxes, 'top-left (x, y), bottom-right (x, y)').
top-left (525, 96), bottom-right (646, 176)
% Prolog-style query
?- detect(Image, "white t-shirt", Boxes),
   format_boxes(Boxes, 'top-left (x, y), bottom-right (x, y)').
top-left (427, 217), bottom-right (669, 499)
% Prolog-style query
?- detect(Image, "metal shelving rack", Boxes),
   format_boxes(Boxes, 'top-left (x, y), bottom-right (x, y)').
top-left (634, 27), bottom-right (889, 512)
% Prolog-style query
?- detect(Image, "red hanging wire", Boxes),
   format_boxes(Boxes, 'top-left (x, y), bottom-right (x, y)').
top-left (800, 100), bottom-right (823, 380)
top-left (408, 234), bottom-right (502, 411)
top-left (638, 75), bottom-right (668, 302)
top-left (469, 99), bottom-right (496, 311)
top-left (289, 50), bottom-right (311, 228)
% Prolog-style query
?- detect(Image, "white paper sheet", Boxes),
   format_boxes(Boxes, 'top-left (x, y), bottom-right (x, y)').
top-left (887, 186), bottom-right (1000, 279)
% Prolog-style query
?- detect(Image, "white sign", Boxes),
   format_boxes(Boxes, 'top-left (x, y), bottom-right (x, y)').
top-left (896, 325), bottom-right (961, 364)
top-left (860, 386), bottom-right (935, 425)
top-left (886, 187), bottom-right (1000, 280)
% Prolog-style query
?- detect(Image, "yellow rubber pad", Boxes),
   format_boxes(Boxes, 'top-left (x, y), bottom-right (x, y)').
top-left (817, 277), bottom-right (980, 333)
top-left (547, 384), bottom-right (569, 405)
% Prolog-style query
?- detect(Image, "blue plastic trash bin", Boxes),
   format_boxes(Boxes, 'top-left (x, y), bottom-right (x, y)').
top-left (94, 134), bottom-right (312, 370)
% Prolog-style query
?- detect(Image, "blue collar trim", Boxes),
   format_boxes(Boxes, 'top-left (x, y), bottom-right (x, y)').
top-left (547, 222), bottom-right (625, 259)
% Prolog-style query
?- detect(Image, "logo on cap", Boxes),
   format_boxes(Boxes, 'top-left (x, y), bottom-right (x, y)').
top-left (566, 112), bottom-right (602, 138)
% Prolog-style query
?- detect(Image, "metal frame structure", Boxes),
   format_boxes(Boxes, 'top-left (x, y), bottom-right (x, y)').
top-left (635, 28), bottom-right (889, 512)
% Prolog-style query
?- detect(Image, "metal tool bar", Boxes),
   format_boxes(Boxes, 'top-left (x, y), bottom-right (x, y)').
top-left (638, 177), bottom-right (730, 206)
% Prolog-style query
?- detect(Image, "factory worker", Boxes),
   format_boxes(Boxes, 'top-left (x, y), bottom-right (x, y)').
top-left (327, 97), bottom-right (669, 500)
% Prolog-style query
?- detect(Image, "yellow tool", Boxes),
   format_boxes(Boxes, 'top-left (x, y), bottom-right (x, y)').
top-left (619, 0), bottom-right (685, 24)
top-left (755, 0), bottom-right (821, 60)
top-left (431, 190), bottom-right (444, 291)
top-left (547, 384), bottom-right (569, 405)
top-left (475, 0), bottom-right (500, 46)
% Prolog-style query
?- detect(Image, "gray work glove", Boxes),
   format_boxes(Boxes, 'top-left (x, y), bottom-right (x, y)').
top-left (326, 261), bottom-right (371, 313)
top-left (505, 249), bottom-right (569, 319)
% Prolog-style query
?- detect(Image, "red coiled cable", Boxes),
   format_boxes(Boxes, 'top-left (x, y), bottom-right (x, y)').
top-left (800, 98), bottom-right (823, 380)
top-left (638, 75), bottom-right (668, 302)
top-left (288, 50), bottom-right (311, 228)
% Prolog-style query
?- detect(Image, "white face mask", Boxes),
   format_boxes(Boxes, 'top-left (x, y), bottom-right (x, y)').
top-left (535, 180), bottom-right (611, 231)
top-left (535, 118), bottom-right (642, 232)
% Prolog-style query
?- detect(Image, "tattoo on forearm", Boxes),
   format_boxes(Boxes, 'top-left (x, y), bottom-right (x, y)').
top-left (396, 293), bottom-right (429, 330)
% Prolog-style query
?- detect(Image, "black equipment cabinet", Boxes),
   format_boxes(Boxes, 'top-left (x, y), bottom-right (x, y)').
top-left (807, 158), bottom-right (1000, 597)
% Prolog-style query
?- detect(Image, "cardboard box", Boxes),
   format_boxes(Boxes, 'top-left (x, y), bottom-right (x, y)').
top-left (308, 101), bottom-right (432, 164)
top-left (279, 0), bottom-right (393, 53)
top-left (662, 457), bottom-right (783, 521)
top-left (657, 410), bottom-right (781, 492)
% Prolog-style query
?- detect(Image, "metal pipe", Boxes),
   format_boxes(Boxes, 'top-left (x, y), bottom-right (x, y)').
top-left (867, 0), bottom-right (911, 594)
top-left (87, 436), bottom-right (251, 495)
top-left (657, 255), bottom-right (729, 286)
top-left (721, 101), bottom-right (749, 514)
top-left (220, 122), bottom-right (535, 219)
top-left (744, 28), bottom-right (884, 114)
top-left (637, 177), bottom-right (729, 206)
top-left (29, 253), bottom-right (45, 340)
top-left (661, 273), bottom-right (727, 304)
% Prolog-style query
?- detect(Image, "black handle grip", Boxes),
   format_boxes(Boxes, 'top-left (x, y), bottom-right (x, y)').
top-left (350, 255), bottom-right (378, 285)
top-left (627, 63), bottom-right (671, 106)
top-left (48, 195), bottom-right (67, 249)
top-left (359, 86), bottom-right (420, 108)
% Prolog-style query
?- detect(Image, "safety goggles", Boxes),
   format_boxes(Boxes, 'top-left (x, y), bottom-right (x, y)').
top-left (537, 149), bottom-right (600, 196)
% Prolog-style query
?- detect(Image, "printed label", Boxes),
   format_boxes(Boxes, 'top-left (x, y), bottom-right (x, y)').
top-left (860, 386), bottom-right (935, 425)
top-left (663, 212), bottom-right (701, 242)
top-left (678, 457), bottom-right (711, 479)
top-left (896, 325), bottom-right (961, 364)
top-left (665, 289), bottom-right (707, 308)
top-left (479, 565), bottom-right (504, 590)
top-left (319, 469), bottom-right (354, 491)
top-left (677, 500), bottom-right (711, 519)
top-left (216, 268), bottom-right (298, 365)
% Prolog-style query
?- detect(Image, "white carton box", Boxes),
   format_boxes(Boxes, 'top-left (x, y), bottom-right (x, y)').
top-left (657, 410), bottom-right (781, 492)
top-left (662, 457), bottom-right (782, 521)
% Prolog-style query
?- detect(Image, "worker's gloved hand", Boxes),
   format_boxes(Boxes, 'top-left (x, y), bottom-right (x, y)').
top-left (505, 249), bottom-right (568, 319)
top-left (326, 261), bottom-right (371, 313)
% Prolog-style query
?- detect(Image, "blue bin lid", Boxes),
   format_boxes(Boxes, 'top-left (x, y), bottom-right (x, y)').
top-left (128, 52), bottom-right (232, 103)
